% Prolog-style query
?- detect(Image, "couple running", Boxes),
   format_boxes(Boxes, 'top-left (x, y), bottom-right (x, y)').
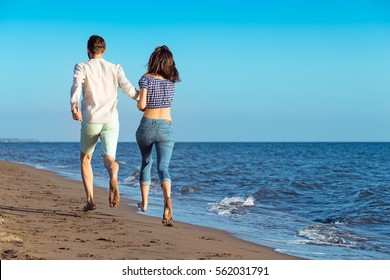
top-left (70, 35), bottom-right (180, 226)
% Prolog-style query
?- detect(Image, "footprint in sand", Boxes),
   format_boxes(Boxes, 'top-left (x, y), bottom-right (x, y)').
top-left (199, 236), bottom-right (222, 242)
top-left (97, 237), bottom-right (115, 243)
top-left (77, 253), bottom-right (95, 258)
top-left (2, 249), bottom-right (18, 259)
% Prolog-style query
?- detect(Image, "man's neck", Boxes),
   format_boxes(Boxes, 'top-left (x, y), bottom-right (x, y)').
top-left (90, 54), bottom-right (104, 59)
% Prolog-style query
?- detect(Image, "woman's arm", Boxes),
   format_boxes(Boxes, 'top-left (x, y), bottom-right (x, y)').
top-left (137, 87), bottom-right (147, 111)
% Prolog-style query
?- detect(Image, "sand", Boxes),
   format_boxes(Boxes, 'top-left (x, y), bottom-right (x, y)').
top-left (0, 160), bottom-right (299, 260)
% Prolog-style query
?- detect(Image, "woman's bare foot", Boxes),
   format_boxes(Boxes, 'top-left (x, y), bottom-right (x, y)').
top-left (83, 200), bottom-right (96, 212)
top-left (139, 185), bottom-right (149, 212)
top-left (137, 201), bottom-right (148, 212)
top-left (109, 179), bottom-right (120, 208)
top-left (162, 197), bottom-right (173, 226)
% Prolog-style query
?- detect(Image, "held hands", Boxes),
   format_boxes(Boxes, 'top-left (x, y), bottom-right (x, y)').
top-left (71, 106), bottom-right (83, 121)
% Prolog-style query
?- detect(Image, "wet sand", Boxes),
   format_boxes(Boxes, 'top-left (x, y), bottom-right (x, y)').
top-left (0, 160), bottom-right (299, 260)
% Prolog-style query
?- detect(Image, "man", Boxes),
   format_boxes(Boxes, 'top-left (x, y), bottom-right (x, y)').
top-left (70, 35), bottom-right (138, 212)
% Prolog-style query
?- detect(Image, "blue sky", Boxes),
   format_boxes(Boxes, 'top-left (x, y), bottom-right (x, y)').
top-left (1, 0), bottom-right (389, 142)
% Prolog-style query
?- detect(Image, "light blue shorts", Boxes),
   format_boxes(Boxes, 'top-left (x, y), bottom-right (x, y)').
top-left (80, 120), bottom-right (119, 157)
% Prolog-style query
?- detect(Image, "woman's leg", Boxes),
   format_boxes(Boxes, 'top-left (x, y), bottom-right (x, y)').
top-left (136, 123), bottom-right (153, 212)
top-left (161, 181), bottom-right (173, 226)
top-left (155, 140), bottom-right (175, 226)
top-left (136, 144), bottom-right (153, 212)
top-left (138, 185), bottom-right (150, 212)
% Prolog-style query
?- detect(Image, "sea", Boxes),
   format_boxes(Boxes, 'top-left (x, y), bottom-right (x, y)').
top-left (1, 142), bottom-right (389, 260)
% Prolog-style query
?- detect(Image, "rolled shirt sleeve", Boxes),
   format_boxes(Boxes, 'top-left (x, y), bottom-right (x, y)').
top-left (70, 64), bottom-right (85, 109)
top-left (116, 64), bottom-right (139, 100)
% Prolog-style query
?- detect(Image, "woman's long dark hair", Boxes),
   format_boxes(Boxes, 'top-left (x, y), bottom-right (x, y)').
top-left (147, 45), bottom-right (180, 83)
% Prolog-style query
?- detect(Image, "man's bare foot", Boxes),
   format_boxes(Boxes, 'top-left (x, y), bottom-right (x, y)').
top-left (162, 197), bottom-right (173, 226)
top-left (137, 202), bottom-right (148, 212)
top-left (109, 179), bottom-right (120, 208)
top-left (83, 201), bottom-right (96, 212)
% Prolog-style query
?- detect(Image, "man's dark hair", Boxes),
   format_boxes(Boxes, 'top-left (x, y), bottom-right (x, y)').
top-left (87, 35), bottom-right (106, 55)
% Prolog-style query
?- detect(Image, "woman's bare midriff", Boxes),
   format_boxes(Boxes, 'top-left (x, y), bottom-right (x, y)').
top-left (143, 108), bottom-right (172, 121)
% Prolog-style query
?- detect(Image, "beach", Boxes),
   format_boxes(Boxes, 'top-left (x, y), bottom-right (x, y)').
top-left (0, 160), bottom-right (298, 260)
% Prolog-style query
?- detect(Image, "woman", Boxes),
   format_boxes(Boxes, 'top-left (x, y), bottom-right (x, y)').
top-left (136, 45), bottom-right (180, 226)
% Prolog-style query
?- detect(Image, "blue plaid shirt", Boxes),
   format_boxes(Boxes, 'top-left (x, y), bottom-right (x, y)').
top-left (138, 75), bottom-right (175, 109)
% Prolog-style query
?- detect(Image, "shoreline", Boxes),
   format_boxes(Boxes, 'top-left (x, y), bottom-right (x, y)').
top-left (0, 160), bottom-right (300, 260)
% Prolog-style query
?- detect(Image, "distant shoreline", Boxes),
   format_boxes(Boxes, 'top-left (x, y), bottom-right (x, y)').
top-left (1, 140), bottom-right (390, 144)
top-left (0, 138), bottom-right (40, 143)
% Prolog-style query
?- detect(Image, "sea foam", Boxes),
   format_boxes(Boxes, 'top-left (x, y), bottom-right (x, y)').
top-left (297, 223), bottom-right (367, 249)
top-left (208, 196), bottom-right (255, 215)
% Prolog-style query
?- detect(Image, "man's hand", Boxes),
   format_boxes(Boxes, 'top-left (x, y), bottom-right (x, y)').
top-left (71, 107), bottom-right (83, 121)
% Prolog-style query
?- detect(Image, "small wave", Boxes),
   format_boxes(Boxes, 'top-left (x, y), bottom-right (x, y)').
top-left (297, 224), bottom-right (367, 249)
top-left (122, 169), bottom-right (140, 185)
top-left (353, 188), bottom-right (376, 202)
top-left (176, 186), bottom-right (202, 194)
top-left (122, 175), bottom-right (138, 185)
top-left (208, 196), bottom-right (255, 215)
top-left (34, 164), bottom-right (46, 170)
top-left (122, 175), bottom-right (161, 190)
top-left (313, 217), bottom-right (348, 225)
top-left (290, 181), bottom-right (317, 189)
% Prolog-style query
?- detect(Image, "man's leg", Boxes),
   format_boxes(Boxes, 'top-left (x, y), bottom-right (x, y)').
top-left (80, 152), bottom-right (96, 212)
top-left (100, 121), bottom-right (120, 207)
top-left (104, 155), bottom-right (120, 207)
top-left (80, 121), bottom-right (101, 212)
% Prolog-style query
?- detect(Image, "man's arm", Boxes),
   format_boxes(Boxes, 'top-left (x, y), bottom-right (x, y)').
top-left (70, 64), bottom-right (84, 121)
top-left (117, 65), bottom-right (139, 100)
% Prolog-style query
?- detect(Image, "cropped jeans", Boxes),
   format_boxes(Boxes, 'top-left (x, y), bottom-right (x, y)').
top-left (136, 117), bottom-right (175, 186)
